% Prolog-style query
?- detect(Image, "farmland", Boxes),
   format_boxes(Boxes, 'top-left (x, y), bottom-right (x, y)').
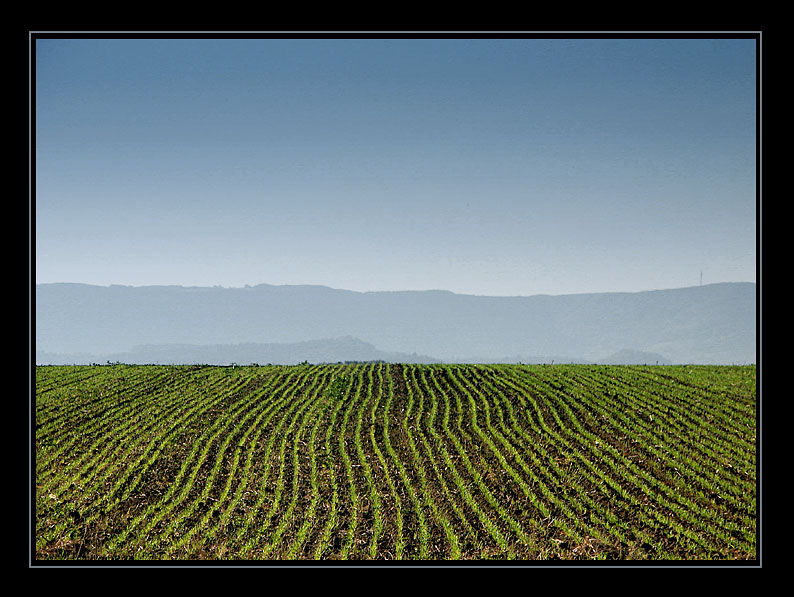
top-left (34, 363), bottom-right (757, 561)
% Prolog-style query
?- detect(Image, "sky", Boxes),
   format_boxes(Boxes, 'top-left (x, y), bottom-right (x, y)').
top-left (34, 35), bottom-right (757, 297)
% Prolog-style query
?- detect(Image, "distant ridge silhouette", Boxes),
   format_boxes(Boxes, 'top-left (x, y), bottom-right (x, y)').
top-left (36, 336), bottom-right (440, 366)
top-left (35, 282), bottom-right (756, 365)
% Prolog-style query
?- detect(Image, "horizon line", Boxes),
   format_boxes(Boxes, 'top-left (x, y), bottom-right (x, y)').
top-left (34, 279), bottom-right (757, 298)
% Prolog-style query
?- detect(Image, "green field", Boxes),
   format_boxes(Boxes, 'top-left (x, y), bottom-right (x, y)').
top-left (34, 363), bottom-right (757, 561)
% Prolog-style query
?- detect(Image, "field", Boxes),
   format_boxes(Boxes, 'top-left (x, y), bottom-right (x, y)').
top-left (34, 363), bottom-right (757, 561)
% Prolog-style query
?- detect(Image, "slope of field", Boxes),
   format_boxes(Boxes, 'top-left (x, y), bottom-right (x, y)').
top-left (33, 364), bottom-right (757, 561)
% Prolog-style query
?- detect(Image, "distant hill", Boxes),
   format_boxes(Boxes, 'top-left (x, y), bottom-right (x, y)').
top-left (36, 336), bottom-right (440, 366)
top-left (599, 349), bottom-right (673, 366)
top-left (35, 282), bottom-right (756, 365)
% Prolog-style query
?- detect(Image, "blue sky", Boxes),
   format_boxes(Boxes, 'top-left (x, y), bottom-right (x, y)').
top-left (34, 36), bottom-right (757, 296)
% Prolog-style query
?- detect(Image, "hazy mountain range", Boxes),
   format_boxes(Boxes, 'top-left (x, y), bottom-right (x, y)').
top-left (35, 336), bottom-right (441, 366)
top-left (35, 282), bottom-right (756, 365)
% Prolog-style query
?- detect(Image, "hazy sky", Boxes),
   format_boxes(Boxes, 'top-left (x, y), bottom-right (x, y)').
top-left (34, 36), bottom-right (757, 296)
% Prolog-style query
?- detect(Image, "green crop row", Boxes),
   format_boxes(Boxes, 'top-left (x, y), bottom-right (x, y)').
top-left (35, 364), bottom-right (757, 561)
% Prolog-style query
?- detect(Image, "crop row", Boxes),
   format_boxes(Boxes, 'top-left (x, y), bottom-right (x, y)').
top-left (34, 363), bottom-right (757, 560)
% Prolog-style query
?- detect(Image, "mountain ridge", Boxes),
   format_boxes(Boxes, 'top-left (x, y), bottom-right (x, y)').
top-left (35, 281), bottom-right (756, 365)
top-left (37, 280), bottom-right (749, 295)
top-left (35, 336), bottom-right (441, 366)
